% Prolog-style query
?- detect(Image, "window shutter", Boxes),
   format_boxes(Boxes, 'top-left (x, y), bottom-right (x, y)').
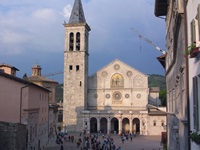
top-left (197, 4), bottom-right (200, 41)
top-left (193, 76), bottom-right (199, 130)
top-left (191, 19), bottom-right (196, 44)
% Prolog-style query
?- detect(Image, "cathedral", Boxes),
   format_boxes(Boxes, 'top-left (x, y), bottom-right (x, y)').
top-left (63, 0), bottom-right (166, 135)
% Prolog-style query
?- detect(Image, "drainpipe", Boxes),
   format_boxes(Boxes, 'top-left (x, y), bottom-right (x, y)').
top-left (20, 84), bottom-right (30, 123)
top-left (183, 0), bottom-right (190, 150)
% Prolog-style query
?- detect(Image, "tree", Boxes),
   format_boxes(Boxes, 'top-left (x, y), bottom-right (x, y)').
top-left (159, 89), bottom-right (166, 106)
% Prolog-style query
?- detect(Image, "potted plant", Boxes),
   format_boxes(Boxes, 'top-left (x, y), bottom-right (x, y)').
top-left (189, 131), bottom-right (200, 145)
top-left (185, 42), bottom-right (200, 58)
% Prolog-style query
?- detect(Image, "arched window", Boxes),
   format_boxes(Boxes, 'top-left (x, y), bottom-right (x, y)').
top-left (153, 120), bottom-right (156, 126)
top-left (76, 32), bottom-right (80, 50)
top-left (161, 120), bottom-right (165, 126)
top-left (69, 32), bottom-right (74, 51)
top-left (111, 73), bottom-right (124, 88)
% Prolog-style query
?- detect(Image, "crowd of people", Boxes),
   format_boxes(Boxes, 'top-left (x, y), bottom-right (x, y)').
top-left (56, 131), bottom-right (136, 150)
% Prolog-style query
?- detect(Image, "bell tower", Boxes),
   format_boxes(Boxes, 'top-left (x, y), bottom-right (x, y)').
top-left (63, 0), bottom-right (91, 132)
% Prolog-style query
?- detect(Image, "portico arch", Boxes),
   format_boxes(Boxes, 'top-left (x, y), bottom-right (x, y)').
top-left (111, 117), bottom-right (119, 134)
top-left (133, 118), bottom-right (140, 134)
top-left (122, 118), bottom-right (130, 133)
top-left (90, 117), bottom-right (97, 133)
top-left (100, 117), bottom-right (107, 134)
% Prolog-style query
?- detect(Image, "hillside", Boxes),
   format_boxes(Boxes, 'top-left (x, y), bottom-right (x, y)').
top-left (148, 74), bottom-right (166, 90)
top-left (55, 84), bottom-right (63, 102)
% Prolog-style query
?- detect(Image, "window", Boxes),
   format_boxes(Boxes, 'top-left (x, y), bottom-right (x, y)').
top-left (153, 120), bottom-right (156, 126)
top-left (69, 65), bottom-right (73, 70)
top-left (193, 76), bottom-right (199, 130)
top-left (76, 32), bottom-right (80, 50)
top-left (161, 121), bottom-right (164, 127)
top-left (69, 32), bottom-right (74, 51)
top-left (80, 81), bottom-right (82, 86)
top-left (191, 19), bottom-right (196, 45)
top-left (197, 4), bottom-right (200, 42)
top-left (76, 65), bottom-right (79, 71)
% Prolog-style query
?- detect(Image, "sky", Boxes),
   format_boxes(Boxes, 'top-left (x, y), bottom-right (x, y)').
top-left (0, 0), bottom-right (166, 84)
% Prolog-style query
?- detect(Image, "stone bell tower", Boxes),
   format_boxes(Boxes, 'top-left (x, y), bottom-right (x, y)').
top-left (63, 0), bottom-right (91, 132)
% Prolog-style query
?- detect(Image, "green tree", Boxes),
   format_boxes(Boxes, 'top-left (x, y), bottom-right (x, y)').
top-left (159, 89), bottom-right (166, 106)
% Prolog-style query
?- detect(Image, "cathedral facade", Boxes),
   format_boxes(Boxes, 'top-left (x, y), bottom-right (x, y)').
top-left (63, 0), bottom-right (166, 135)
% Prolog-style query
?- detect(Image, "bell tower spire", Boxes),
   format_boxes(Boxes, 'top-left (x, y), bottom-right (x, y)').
top-left (69, 0), bottom-right (86, 24)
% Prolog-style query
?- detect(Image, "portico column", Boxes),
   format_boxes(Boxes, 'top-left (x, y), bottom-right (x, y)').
top-left (107, 117), bottom-right (111, 134)
top-left (87, 117), bottom-right (90, 134)
top-left (97, 118), bottom-right (100, 132)
top-left (119, 118), bottom-right (122, 135)
top-left (130, 118), bottom-right (133, 134)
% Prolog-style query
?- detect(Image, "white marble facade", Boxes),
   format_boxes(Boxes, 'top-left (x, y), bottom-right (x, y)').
top-left (82, 60), bottom-right (166, 135)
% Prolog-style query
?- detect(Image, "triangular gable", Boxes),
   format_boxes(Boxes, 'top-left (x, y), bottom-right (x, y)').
top-left (89, 59), bottom-right (147, 78)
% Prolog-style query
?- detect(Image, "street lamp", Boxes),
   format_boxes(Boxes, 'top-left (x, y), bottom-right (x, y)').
top-left (118, 111), bottom-right (123, 118)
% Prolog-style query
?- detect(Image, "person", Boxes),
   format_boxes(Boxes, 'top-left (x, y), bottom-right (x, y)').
top-left (60, 144), bottom-right (64, 150)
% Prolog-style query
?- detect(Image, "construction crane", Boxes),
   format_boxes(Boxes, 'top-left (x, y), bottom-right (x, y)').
top-left (131, 28), bottom-right (166, 54)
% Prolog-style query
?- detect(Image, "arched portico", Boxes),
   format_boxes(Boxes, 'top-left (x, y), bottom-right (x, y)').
top-left (87, 116), bottom-right (141, 135)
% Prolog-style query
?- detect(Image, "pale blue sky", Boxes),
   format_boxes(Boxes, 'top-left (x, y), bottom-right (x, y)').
top-left (0, 0), bottom-right (166, 83)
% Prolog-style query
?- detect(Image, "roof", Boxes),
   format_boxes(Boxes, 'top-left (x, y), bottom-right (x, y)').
top-left (0, 63), bottom-right (19, 71)
top-left (68, 0), bottom-right (86, 24)
top-left (28, 76), bottom-right (58, 83)
top-left (154, 0), bottom-right (168, 17)
top-left (0, 72), bottom-right (50, 92)
top-left (148, 104), bottom-right (166, 115)
top-left (32, 64), bottom-right (41, 69)
top-left (157, 54), bottom-right (166, 69)
top-left (150, 87), bottom-right (160, 92)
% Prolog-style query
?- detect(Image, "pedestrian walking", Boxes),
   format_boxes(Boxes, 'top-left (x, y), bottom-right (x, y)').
top-left (60, 144), bottom-right (64, 150)
top-left (130, 135), bottom-right (133, 142)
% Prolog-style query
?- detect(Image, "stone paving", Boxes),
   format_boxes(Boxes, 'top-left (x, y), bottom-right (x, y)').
top-left (45, 133), bottom-right (163, 150)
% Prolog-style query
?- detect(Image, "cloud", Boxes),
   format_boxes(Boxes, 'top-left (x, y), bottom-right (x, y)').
top-left (32, 8), bottom-right (58, 23)
top-left (0, 0), bottom-right (165, 83)
top-left (0, 2), bottom-right (67, 55)
top-left (62, 4), bottom-right (72, 19)
top-left (0, 29), bottom-right (29, 44)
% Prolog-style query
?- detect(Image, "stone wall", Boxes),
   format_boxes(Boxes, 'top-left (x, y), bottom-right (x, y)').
top-left (0, 121), bottom-right (27, 150)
